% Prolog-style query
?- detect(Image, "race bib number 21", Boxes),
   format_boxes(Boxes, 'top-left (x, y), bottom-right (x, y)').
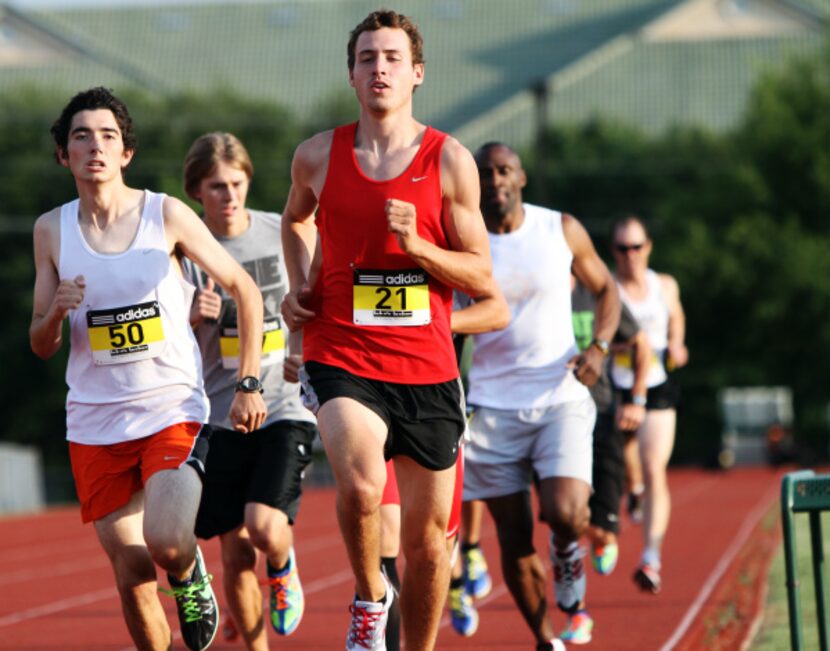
top-left (353, 268), bottom-right (431, 326)
top-left (87, 301), bottom-right (166, 365)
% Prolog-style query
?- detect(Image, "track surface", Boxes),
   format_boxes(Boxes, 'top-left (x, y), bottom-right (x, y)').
top-left (0, 466), bottom-right (783, 650)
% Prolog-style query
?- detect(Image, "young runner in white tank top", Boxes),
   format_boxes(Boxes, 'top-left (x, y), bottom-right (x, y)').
top-left (60, 190), bottom-right (208, 445)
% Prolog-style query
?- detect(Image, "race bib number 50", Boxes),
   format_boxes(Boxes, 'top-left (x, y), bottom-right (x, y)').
top-left (87, 301), bottom-right (166, 365)
top-left (353, 268), bottom-right (431, 326)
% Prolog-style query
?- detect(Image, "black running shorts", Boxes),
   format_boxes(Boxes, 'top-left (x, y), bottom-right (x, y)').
top-left (588, 411), bottom-right (625, 534)
top-left (620, 379), bottom-right (680, 411)
top-left (194, 419), bottom-right (317, 539)
top-left (301, 360), bottom-right (465, 471)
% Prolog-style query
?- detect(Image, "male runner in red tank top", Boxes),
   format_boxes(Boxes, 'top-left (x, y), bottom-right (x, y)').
top-left (280, 10), bottom-right (495, 651)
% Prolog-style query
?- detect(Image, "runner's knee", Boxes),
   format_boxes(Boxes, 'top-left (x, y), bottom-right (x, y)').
top-left (145, 529), bottom-right (195, 573)
top-left (339, 477), bottom-right (384, 516)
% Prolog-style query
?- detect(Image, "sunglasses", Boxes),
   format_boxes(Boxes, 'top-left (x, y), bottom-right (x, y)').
top-left (615, 242), bottom-right (646, 253)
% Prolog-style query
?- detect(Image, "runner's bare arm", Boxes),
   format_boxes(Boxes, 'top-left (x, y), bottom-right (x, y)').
top-left (451, 277), bottom-right (510, 335)
top-left (164, 196), bottom-right (267, 432)
top-left (280, 133), bottom-right (329, 331)
top-left (386, 137), bottom-right (492, 296)
top-left (30, 211), bottom-right (86, 360)
top-left (616, 328), bottom-right (651, 431)
top-left (565, 213), bottom-right (621, 386)
top-left (660, 273), bottom-right (688, 368)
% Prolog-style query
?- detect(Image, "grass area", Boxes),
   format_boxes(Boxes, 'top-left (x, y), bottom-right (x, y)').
top-left (750, 511), bottom-right (830, 650)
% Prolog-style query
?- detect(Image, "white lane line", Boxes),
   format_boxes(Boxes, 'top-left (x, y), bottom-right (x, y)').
top-left (0, 587), bottom-right (117, 628)
top-left (0, 557), bottom-right (109, 586)
top-left (658, 483), bottom-right (778, 651)
top-left (0, 538), bottom-right (99, 564)
top-left (303, 567), bottom-right (355, 593)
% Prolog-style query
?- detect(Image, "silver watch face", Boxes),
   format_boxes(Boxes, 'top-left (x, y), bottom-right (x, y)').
top-left (238, 376), bottom-right (261, 392)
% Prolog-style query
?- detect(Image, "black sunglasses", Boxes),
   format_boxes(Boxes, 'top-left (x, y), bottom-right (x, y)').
top-left (615, 242), bottom-right (646, 253)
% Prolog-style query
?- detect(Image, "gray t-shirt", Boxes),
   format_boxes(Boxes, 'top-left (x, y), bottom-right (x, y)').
top-left (185, 210), bottom-right (314, 430)
top-left (571, 282), bottom-right (639, 414)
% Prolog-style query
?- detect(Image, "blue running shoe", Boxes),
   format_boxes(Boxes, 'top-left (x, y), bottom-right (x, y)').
top-left (462, 546), bottom-right (492, 599)
top-left (448, 584), bottom-right (479, 637)
top-left (267, 548), bottom-right (304, 635)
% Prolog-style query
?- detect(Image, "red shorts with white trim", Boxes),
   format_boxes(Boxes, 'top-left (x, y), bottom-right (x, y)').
top-left (69, 421), bottom-right (205, 523)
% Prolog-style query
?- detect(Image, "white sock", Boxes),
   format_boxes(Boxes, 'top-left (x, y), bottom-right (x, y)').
top-left (642, 547), bottom-right (661, 570)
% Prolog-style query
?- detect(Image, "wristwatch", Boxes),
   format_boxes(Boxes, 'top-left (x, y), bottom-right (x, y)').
top-left (235, 375), bottom-right (264, 394)
top-left (590, 338), bottom-right (610, 356)
top-left (631, 394), bottom-right (647, 407)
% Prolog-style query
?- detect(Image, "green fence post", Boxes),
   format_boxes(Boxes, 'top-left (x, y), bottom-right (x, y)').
top-left (810, 509), bottom-right (829, 649)
top-left (782, 470), bottom-right (813, 651)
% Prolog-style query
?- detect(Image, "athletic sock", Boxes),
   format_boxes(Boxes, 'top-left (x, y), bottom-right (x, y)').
top-left (267, 558), bottom-right (288, 575)
top-left (381, 556), bottom-right (401, 651)
top-left (461, 541), bottom-right (480, 554)
top-left (642, 547), bottom-right (661, 570)
top-left (449, 576), bottom-right (465, 590)
top-left (554, 539), bottom-right (579, 558)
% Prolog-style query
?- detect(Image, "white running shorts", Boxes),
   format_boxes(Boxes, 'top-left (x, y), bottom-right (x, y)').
top-left (463, 397), bottom-right (596, 501)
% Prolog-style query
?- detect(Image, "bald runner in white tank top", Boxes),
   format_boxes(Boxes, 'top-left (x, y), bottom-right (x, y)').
top-left (464, 204), bottom-right (596, 500)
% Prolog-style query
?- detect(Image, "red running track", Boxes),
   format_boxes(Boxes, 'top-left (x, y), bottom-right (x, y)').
top-left (0, 466), bottom-right (783, 650)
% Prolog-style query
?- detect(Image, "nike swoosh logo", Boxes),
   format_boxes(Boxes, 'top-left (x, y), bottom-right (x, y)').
top-left (163, 455), bottom-right (178, 461)
top-left (411, 175), bottom-right (428, 182)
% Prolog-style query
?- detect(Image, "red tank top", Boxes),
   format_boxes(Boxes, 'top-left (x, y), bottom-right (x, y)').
top-left (303, 122), bottom-right (457, 383)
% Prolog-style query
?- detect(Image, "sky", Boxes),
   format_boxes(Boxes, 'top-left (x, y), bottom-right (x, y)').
top-left (7, 0), bottom-right (295, 8)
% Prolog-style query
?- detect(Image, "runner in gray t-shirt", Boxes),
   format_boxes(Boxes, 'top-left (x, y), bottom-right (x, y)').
top-left (183, 133), bottom-right (317, 648)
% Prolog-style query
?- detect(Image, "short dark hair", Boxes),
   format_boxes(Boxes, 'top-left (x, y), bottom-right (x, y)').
top-left (347, 9), bottom-right (424, 70)
top-left (474, 141), bottom-right (520, 164)
top-left (50, 87), bottom-right (136, 164)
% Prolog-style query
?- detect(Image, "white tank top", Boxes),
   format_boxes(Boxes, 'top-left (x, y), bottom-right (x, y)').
top-left (467, 204), bottom-right (589, 409)
top-left (611, 268), bottom-right (669, 389)
top-left (60, 190), bottom-right (209, 444)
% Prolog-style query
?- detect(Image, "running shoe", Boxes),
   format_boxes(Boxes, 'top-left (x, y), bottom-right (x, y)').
top-left (560, 609), bottom-right (594, 645)
top-left (462, 546), bottom-right (493, 599)
top-left (591, 541), bottom-right (619, 576)
top-left (627, 491), bottom-right (644, 524)
top-left (346, 574), bottom-right (393, 651)
top-left (536, 639), bottom-right (567, 651)
top-left (633, 562), bottom-right (662, 594)
top-left (550, 534), bottom-right (586, 614)
top-left (448, 583), bottom-right (479, 637)
top-left (266, 548), bottom-right (304, 635)
top-left (161, 546), bottom-right (219, 651)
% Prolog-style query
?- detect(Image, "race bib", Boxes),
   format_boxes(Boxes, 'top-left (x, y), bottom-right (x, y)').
top-left (220, 319), bottom-right (285, 370)
top-left (87, 301), bottom-right (165, 365)
top-left (613, 351), bottom-right (661, 370)
top-left (353, 268), bottom-right (431, 326)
